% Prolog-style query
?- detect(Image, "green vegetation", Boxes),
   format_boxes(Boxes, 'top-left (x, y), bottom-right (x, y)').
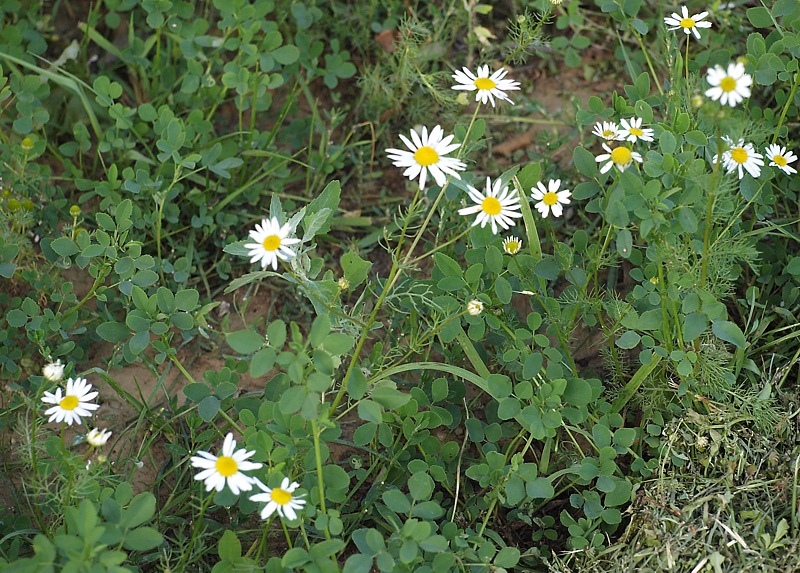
top-left (1, 0), bottom-right (800, 571)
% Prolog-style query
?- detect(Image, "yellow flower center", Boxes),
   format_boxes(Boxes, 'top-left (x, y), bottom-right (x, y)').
top-left (680, 17), bottom-right (695, 29)
top-left (262, 235), bottom-right (281, 251)
top-left (773, 154), bottom-right (788, 166)
top-left (542, 192), bottom-right (559, 206)
top-left (730, 147), bottom-right (748, 164)
top-left (720, 76), bottom-right (737, 93)
top-left (481, 197), bottom-right (502, 215)
top-left (270, 488), bottom-right (292, 505)
top-left (602, 130), bottom-right (615, 137)
top-left (60, 395), bottom-right (79, 410)
top-left (414, 146), bottom-right (439, 166)
top-left (474, 77), bottom-right (496, 90)
top-left (504, 241), bottom-right (520, 254)
top-left (610, 147), bottom-right (632, 165)
top-left (215, 456), bottom-right (238, 477)
top-left (629, 127), bottom-right (644, 137)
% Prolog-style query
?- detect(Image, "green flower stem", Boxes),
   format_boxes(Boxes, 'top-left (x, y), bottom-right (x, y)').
top-left (656, 262), bottom-right (674, 354)
top-left (60, 265), bottom-right (111, 323)
top-left (773, 70), bottom-right (800, 145)
top-left (167, 354), bottom-right (245, 434)
top-left (283, 519), bottom-right (294, 549)
top-left (685, 36), bottom-right (691, 97)
top-left (409, 228), bottom-right (471, 264)
top-left (634, 31), bottom-right (665, 97)
top-left (246, 516), bottom-right (273, 561)
top-left (311, 418), bottom-right (331, 540)
top-left (177, 491), bottom-right (215, 571)
top-left (330, 105), bottom-right (483, 415)
top-left (701, 131), bottom-right (723, 286)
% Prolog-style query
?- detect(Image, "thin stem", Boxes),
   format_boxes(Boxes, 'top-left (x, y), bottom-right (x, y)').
top-left (701, 130), bottom-right (723, 286)
top-left (635, 32), bottom-right (665, 96)
top-left (168, 354), bottom-right (244, 434)
top-left (409, 228), bottom-right (471, 264)
top-left (177, 492), bottom-right (215, 571)
top-left (311, 419), bottom-right (331, 540)
top-left (60, 266), bottom-right (110, 323)
top-left (684, 36), bottom-right (690, 97)
top-left (329, 105), bottom-right (483, 414)
top-left (773, 70), bottom-right (800, 144)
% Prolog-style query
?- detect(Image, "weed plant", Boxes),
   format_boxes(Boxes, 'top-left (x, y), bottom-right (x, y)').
top-left (1, 0), bottom-right (800, 572)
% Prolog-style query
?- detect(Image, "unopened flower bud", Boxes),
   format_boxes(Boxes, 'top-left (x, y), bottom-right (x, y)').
top-left (467, 299), bottom-right (484, 316)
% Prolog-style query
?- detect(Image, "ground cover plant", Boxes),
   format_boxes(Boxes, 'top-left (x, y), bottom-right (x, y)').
top-left (1, 0), bottom-right (800, 571)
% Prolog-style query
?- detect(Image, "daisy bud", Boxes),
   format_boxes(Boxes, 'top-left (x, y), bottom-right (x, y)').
top-left (43, 359), bottom-right (65, 382)
top-left (86, 428), bottom-right (112, 448)
top-left (467, 300), bottom-right (484, 316)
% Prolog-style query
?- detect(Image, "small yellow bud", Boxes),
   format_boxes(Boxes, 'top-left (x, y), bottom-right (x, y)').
top-left (21, 199), bottom-right (34, 211)
top-left (21, 137), bottom-right (34, 151)
top-left (338, 277), bottom-right (350, 290)
top-left (7, 198), bottom-right (20, 211)
top-left (69, 205), bottom-right (81, 217)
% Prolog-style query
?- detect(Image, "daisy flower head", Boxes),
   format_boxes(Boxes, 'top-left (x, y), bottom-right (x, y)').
top-left (592, 121), bottom-right (619, 141)
top-left (467, 299), bottom-right (484, 316)
top-left (250, 477), bottom-right (306, 521)
top-left (502, 236), bottom-right (523, 255)
top-left (765, 144), bottom-right (798, 175)
top-left (86, 428), bottom-right (112, 448)
top-left (713, 139), bottom-right (763, 179)
top-left (595, 143), bottom-right (643, 174)
top-left (41, 377), bottom-right (100, 426)
top-left (451, 65), bottom-right (521, 107)
top-left (664, 6), bottom-right (712, 40)
top-left (244, 217), bottom-right (301, 271)
top-left (190, 433), bottom-right (263, 495)
top-left (531, 179), bottom-right (572, 218)
top-left (705, 62), bottom-right (752, 107)
top-left (458, 176), bottom-right (523, 234)
top-left (42, 359), bottom-right (65, 383)
top-left (616, 117), bottom-right (654, 143)
top-left (386, 125), bottom-right (466, 190)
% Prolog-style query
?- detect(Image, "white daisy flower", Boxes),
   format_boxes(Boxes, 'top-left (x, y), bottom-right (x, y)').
top-left (705, 62), bottom-right (752, 107)
top-left (458, 176), bottom-right (523, 234)
top-left (664, 6), bottom-right (712, 40)
top-left (451, 65), bottom-right (521, 107)
top-left (250, 477), bottom-right (307, 521)
top-left (86, 428), bottom-right (112, 447)
top-left (190, 433), bottom-right (263, 495)
top-left (502, 236), bottom-right (522, 255)
top-left (244, 217), bottom-right (301, 271)
top-left (595, 143), bottom-right (643, 174)
top-left (42, 359), bottom-right (65, 382)
top-left (765, 144), bottom-right (798, 175)
top-left (592, 121), bottom-right (619, 141)
top-left (41, 377), bottom-right (100, 426)
top-left (615, 117), bottom-right (654, 143)
top-left (467, 300), bottom-right (484, 316)
top-left (386, 125), bottom-right (466, 190)
top-left (530, 179), bottom-right (572, 218)
top-left (713, 139), bottom-right (763, 179)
